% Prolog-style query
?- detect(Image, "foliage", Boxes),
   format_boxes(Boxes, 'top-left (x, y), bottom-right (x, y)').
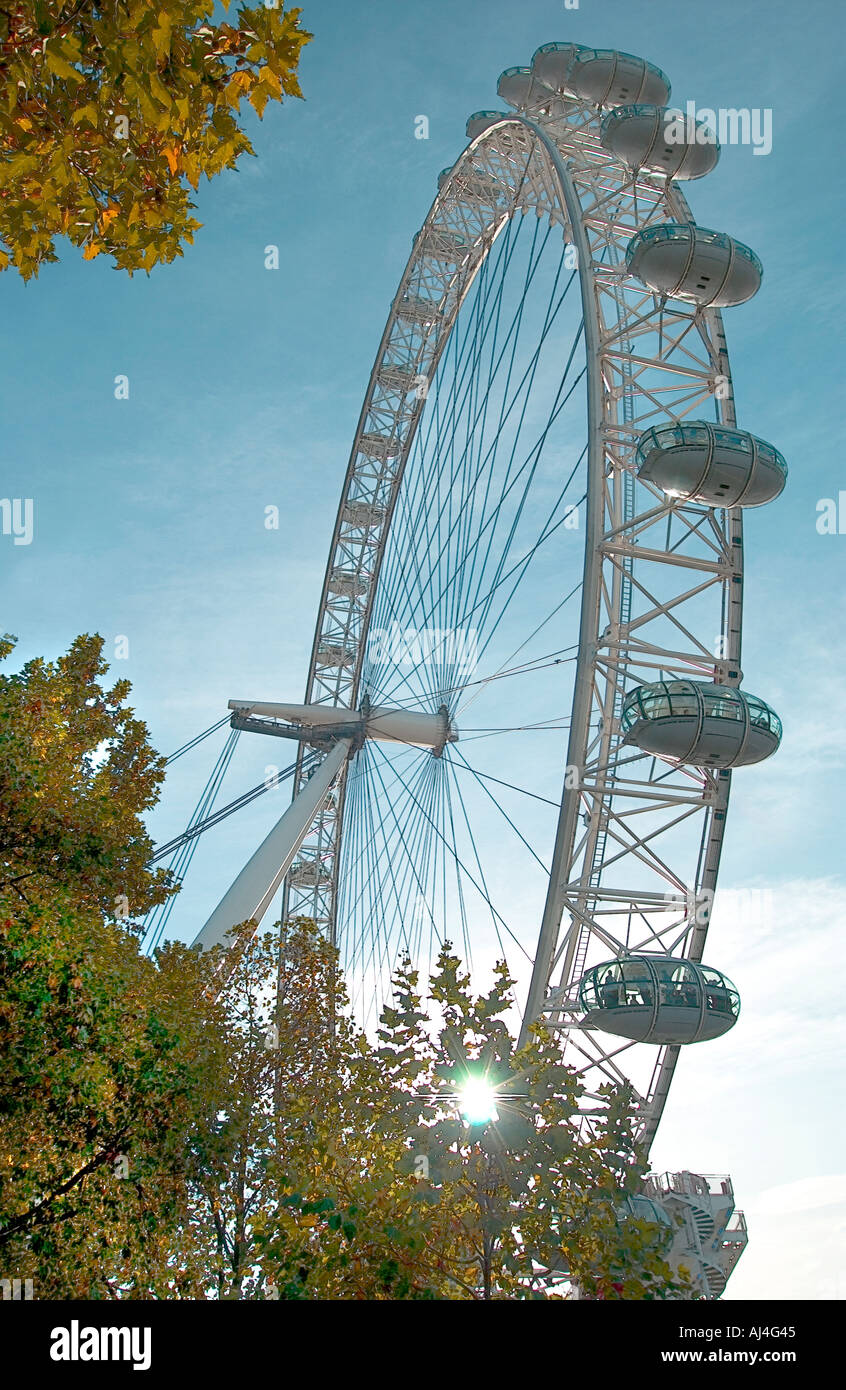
top-left (375, 949), bottom-right (690, 1300)
top-left (0, 635), bottom-right (692, 1299)
top-left (0, 1), bottom-right (312, 278)
top-left (0, 632), bottom-right (170, 920)
top-left (0, 635), bottom-right (226, 1297)
top-left (179, 920), bottom-right (356, 1299)
top-left (189, 923), bottom-right (693, 1300)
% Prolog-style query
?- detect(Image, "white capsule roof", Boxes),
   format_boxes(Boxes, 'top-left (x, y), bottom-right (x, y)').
top-left (636, 421), bottom-right (787, 508)
top-left (466, 110), bottom-right (508, 140)
top-left (568, 48), bottom-right (671, 107)
top-left (626, 223), bottom-right (763, 307)
top-left (579, 956), bottom-right (740, 1045)
top-left (600, 104), bottom-right (719, 180)
top-left (497, 66), bottom-right (534, 109)
top-left (621, 681), bottom-right (782, 768)
top-left (531, 41), bottom-right (590, 91)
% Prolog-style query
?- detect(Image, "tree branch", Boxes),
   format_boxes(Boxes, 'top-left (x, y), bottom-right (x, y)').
top-left (0, 1135), bottom-right (128, 1246)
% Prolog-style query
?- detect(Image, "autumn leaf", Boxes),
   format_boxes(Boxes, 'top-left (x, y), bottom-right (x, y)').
top-left (261, 69), bottom-right (282, 99)
top-left (151, 13), bottom-right (173, 60)
top-left (162, 144), bottom-right (181, 176)
top-left (45, 50), bottom-right (83, 84)
top-left (249, 83), bottom-right (271, 118)
top-left (71, 104), bottom-right (99, 127)
top-left (148, 70), bottom-right (173, 111)
top-left (182, 152), bottom-right (200, 189)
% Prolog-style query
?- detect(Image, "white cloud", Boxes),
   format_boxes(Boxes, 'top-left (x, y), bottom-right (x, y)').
top-left (752, 1175), bottom-right (846, 1217)
top-left (652, 874), bottom-right (845, 1299)
top-left (724, 1206), bottom-right (846, 1302)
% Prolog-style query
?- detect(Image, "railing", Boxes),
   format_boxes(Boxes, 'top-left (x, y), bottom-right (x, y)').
top-left (720, 1210), bottom-right (748, 1245)
top-left (646, 1170), bottom-right (735, 1201)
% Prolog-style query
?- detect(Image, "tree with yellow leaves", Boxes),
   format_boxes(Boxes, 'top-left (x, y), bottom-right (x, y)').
top-left (194, 920), bottom-right (694, 1300)
top-left (0, 1), bottom-right (311, 277)
top-left (0, 634), bottom-right (691, 1299)
top-left (0, 634), bottom-right (227, 1297)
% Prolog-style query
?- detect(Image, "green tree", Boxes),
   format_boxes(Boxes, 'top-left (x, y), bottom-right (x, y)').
top-left (184, 918), bottom-right (448, 1300)
top-left (0, 635), bottom-right (227, 1297)
top-left (0, 1), bottom-right (311, 278)
top-left (0, 632), bottom-right (169, 920)
top-left (0, 635), bottom-right (691, 1299)
top-left (187, 920), bottom-right (693, 1300)
top-left (179, 920), bottom-right (357, 1299)
top-left (359, 948), bottom-right (694, 1300)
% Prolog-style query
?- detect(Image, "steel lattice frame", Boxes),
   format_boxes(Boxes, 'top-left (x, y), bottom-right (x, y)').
top-left (282, 70), bottom-right (745, 1146)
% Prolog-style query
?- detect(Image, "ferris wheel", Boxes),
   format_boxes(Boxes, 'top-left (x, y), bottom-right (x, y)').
top-left (176, 42), bottom-right (786, 1161)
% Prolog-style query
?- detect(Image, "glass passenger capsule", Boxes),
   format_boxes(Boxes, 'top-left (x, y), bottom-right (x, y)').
top-left (395, 295), bottom-right (442, 327)
top-left (600, 104), bottom-right (719, 180)
top-left (531, 42), bottom-right (590, 92)
top-left (358, 432), bottom-right (399, 461)
top-left (620, 680), bottom-right (782, 768)
top-left (315, 644), bottom-right (355, 670)
top-left (618, 1194), bottom-right (673, 1227)
top-left (497, 66), bottom-right (534, 110)
top-left (412, 227), bottom-right (472, 266)
top-left (377, 364), bottom-right (419, 394)
top-left (288, 859), bottom-right (333, 890)
top-left (567, 48), bottom-right (671, 107)
top-left (626, 223), bottom-right (763, 307)
top-left (438, 165), bottom-right (505, 204)
top-left (635, 421), bottom-right (787, 507)
top-left (578, 956), bottom-right (740, 1044)
top-left (466, 110), bottom-right (508, 140)
top-left (342, 501), bottom-right (385, 529)
top-left (327, 568), bottom-right (368, 598)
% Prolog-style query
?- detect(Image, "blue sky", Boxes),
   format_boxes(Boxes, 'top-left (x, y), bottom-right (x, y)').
top-left (2, 0), bottom-right (844, 1300)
